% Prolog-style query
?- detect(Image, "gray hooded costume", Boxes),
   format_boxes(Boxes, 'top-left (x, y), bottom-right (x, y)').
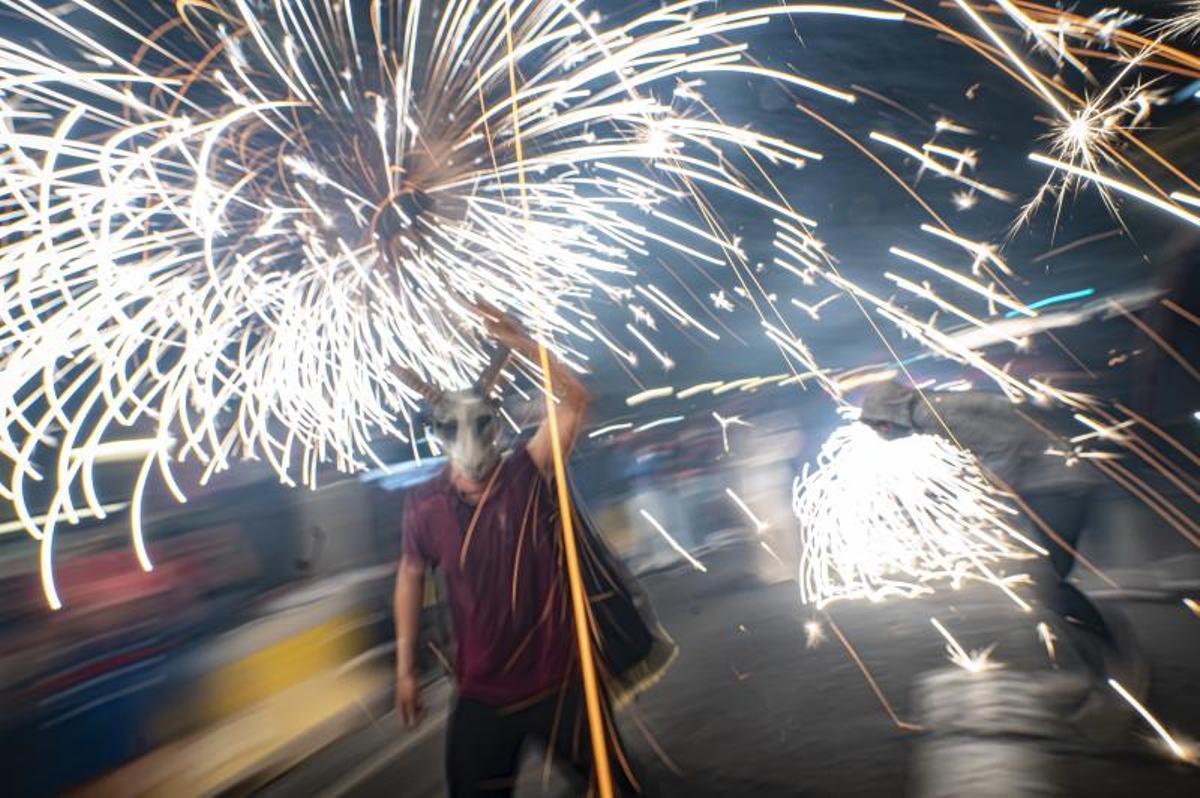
top-left (859, 381), bottom-right (1099, 496)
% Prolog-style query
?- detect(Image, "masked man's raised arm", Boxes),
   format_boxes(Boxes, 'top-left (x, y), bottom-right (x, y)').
top-left (476, 305), bottom-right (591, 471)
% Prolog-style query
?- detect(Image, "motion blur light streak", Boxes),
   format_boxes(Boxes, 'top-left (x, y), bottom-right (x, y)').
top-left (1108, 678), bottom-right (1193, 762)
top-left (726, 487), bottom-right (768, 532)
top-left (639, 508), bottom-right (706, 573)
top-left (793, 423), bottom-right (1036, 609)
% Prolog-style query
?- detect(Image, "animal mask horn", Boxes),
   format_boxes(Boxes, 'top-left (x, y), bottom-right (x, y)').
top-left (392, 364), bottom-right (444, 407)
top-left (476, 344), bottom-right (512, 396)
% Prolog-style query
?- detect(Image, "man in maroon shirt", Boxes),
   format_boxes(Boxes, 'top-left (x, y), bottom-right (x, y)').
top-left (392, 309), bottom-right (624, 796)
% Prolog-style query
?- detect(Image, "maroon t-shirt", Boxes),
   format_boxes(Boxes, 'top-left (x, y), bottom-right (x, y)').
top-left (401, 445), bottom-right (576, 705)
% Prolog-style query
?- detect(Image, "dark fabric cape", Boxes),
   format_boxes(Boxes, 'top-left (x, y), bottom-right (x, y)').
top-left (565, 480), bottom-right (677, 706)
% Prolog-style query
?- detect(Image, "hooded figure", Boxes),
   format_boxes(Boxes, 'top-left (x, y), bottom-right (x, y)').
top-left (859, 381), bottom-right (1099, 496)
top-left (859, 380), bottom-right (1110, 647)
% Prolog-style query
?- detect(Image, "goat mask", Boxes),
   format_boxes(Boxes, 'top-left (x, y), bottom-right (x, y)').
top-left (430, 389), bottom-right (504, 483)
top-left (397, 343), bottom-right (511, 483)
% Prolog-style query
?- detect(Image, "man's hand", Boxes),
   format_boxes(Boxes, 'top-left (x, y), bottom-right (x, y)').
top-left (393, 555), bottom-right (426, 728)
top-left (473, 299), bottom-right (528, 347)
top-left (396, 671), bottom-right (424, 727)
top-left (469, 299), bottom-right (590, 469)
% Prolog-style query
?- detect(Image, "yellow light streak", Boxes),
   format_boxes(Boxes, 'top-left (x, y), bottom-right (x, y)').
top-left (626, 387), bottom-right (675, 406)
top-left (677, 381), bottom-right (725, 399)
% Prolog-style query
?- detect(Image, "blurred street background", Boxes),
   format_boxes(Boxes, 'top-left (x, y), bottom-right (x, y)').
top-left (3, 381), bottom-right (1199, 795)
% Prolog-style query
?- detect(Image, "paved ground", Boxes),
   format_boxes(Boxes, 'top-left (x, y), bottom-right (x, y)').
top-left (266, 543), bottom-right (1200, 797)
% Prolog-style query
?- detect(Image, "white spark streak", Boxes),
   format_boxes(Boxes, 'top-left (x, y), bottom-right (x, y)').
top-left (1030, 154), bottom-right (1200, 228)
top-left (870, 131), bottom-right (1015, 202)
top-left (1150, 3), bottom-right (1200, 41)
top-left (640, 508), bottom-right (706, 573)
top-left (588, 422), bottom-right (633, 439)
top-left (713, 411), bottom-right (752, 453)
top-left (761, 540), bottom-right (784, 564)
top-left (726, 487), bottom-right (769, 532)
top-left (635, 415), bottom-right (686, 433)
top-left (1108, 678), bottom-right (1192, 761)
top-left (1172, 191), bottom-right (1200, 209)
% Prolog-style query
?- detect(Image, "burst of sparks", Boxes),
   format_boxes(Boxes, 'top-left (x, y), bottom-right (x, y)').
top-left (0, 0), bottom-right (904, 607)
top-left (710, 290), bottom-right (736, 312)
top-left (793, 423), bottom-right (1038, 609)
top-left (951, 190), bottom-right (978, 211)
top-left (4, 0), bottom-right (1200, 614)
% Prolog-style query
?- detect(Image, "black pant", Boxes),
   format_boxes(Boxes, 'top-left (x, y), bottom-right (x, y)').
top-left (446, 687), bottom-right (636, 797)
top-left (1024, 491), bottom-right (1110, 642)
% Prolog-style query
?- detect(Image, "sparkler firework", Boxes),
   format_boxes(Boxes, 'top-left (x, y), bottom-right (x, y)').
top-left (0, 0), bottom-right (901, 607)
top-left (792, 422), bottom-right (1040, 609)
top-left (1, 0), bottom-right (1198, 616)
